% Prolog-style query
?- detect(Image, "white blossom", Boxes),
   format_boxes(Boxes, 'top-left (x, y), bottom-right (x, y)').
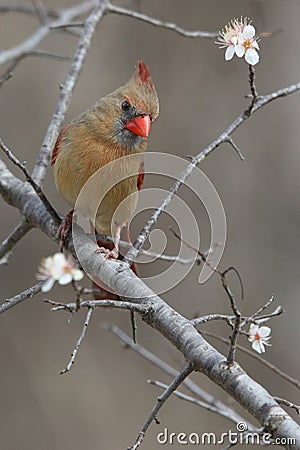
top-left (248, 324), bottom-right (271, 354)
top-left (36, 252), bottom-right (83, 292)
top-left (216, 17), bottom-right (260, 65)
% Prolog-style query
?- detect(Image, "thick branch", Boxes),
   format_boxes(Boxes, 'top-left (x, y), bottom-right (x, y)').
top-left (0, 159), bottom-right (58, 241)
top-left (1, 24), bottom-right (300, 442)
top-left (73, 229), bottom-right (300, 448)
top-left (1, 157), bottom-right (299, 447)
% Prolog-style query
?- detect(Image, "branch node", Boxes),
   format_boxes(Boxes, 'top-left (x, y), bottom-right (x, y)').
top-left (226, 137), bottom-right (245, 161)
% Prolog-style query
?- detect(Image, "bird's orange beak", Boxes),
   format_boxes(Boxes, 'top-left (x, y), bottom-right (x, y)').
top-left (125, 115), bottom-right (151, 138)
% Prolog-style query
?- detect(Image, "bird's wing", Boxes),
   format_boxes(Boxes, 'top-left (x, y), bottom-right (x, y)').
top-left (51, 124), bottom-right (70, 166)
top-left (137, 160), bottom-right (145, 191)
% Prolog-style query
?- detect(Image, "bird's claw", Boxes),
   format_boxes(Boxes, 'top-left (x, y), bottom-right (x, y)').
top-left (97, 246), bottom-right (119, 261)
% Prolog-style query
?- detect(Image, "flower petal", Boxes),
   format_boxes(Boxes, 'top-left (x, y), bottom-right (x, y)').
top-left (58, 273), bottom-right (72, 285)
top-left (53, 253), bottom-right (66, 265)
top-left (258, 326), bottom-right (271, 337)
top-left (72, 269), bottom-right (84, 281)
top-left (245, 48), bottom-right (259, 65)
top-left (235, 44), bottom-right (245, 58)
top-left (252, 340), bottom-right (264, 354)
top-left (41, 278), bottom-right (55, 292)
top-left (225, 45), bottom-right (235, 61)
top-left (243, 25), bottom-right (256, 40)
top-left (249, 324), bottom-right (259, 334)
top-left (231, 35), bottom-right (238, 46)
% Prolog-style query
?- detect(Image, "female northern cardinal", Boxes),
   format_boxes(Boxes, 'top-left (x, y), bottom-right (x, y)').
top-left (52, 61), bottom-right (159, 260)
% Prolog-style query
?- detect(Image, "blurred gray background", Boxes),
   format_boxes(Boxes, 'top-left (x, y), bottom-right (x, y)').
top-left (0, 0), bottom-right (299, 449)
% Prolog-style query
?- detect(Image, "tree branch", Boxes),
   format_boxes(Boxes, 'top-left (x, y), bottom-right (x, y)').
top-left (60, 307), bottom-right (93, 374)
top-left (0, 281), bottom-right (44, 314)
top-left (0, 138), bottom-right (61, 225)
top-left (124, 80), bottom-right (300, 264)
top-left (31, 0), bottom-right (108, 185)
top-left (103, 322), bottom-right (255, 428)
top-left (0, 125), bottom-right (299, 448)
top-left (129, 362), bottom-right (194, 450)
top-left (106, 3), bottom-right (218, 39)
top-left (0, 219), bottom-right (32, 261)
top-left (0, 3), bottom-right (58, 17)
top-left (45, 298), bottom-right (146, 314)
top-left (148, 379), bottom-right (245, 424)
top-left (201, 330), bottom-right (300, 390)
top-left (0, 0), bottom-right (98, 67)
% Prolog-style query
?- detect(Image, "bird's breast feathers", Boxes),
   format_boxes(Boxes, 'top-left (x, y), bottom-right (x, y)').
top-left (54, 126), bottom-right (142, 232)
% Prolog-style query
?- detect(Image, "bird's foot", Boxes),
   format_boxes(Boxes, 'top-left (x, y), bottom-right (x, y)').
top-left (97, 246), bottom-right (119, 261)
top-left (56, 209), bottom-right (74, 250)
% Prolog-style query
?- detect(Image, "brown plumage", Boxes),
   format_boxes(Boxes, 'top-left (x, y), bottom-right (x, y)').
top-left (52, 61), bottom-right (159, 261)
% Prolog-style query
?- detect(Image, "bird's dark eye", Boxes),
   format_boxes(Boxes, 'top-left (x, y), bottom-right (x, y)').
top-left (121, 100), bottom-right (131, 111)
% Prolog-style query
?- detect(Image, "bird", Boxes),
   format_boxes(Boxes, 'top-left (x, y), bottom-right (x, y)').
top-left (52, 61), bottom-right (159, 265)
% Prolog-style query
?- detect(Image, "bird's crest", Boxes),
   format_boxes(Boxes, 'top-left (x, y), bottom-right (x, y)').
top-left (136, 61), bottom-right (153, 87)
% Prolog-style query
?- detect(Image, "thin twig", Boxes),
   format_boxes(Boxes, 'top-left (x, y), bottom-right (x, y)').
top-left (45, 299), bottom-right (146, 314)
top-left (247, 64), bottom-right (258, 113)
top-left (0, 251), bottom-right (11, 266)
top-left (170, 228), bottom-right (244, 366)
top-left (103, 323), bottom-right (254, 427)
top-left (250, 295), bottom-right (275, 320)
top-left (31, 0), bottom-right (107, 185)
top-left (201, 330), bottom-right (300, 390)
top-left (240, 295), bottom-right (283, 327)
top-left (0, 57), bottom-right (21, 88)
top-left (274, 397), bottom-right (300, 414)
top-left (226, 137), bottom-right (245, 161)
top-left (191, 307), bottom-right (283, 327)
top-left (0, 3), bottom-right (58, 17)
top-left (50, 21), bottom-right (85, 29)
top-left (71, 279), bottom-right (83, 311)
top-left (27, 50), bottom-right (70, 61)
top-left (130, 310), bottom-right (137, 344)
top-left (0, 51), bottom-right (69, 88)
top-left (226, 316), bottom-right (241, 367)
top-left (60, 307), bottom-right (93, 374)
top-left (191, 314), bottom-right (235, 327)
top-left (128, 362), bottom-right (194, 450)
top-left (169, 227), bottom-right (218, 273)
top-left (33, 0), bottom-right (48, 25)
top-left (220, 267), bottom-right (242, 366)
top-left (0, 0), bottom-right (98, 66)
top-left (0, 281), bottom-right (44, 314)
top-left (253, 306), bottom-right (284, 323)
top-left (0, 138), bottom-right (61, 225)
top-left (0, 219), bottom-right (32, 261)
top-left (148, 380), bottom-right (245, 423)
top-left (106, 3), bottom-right (218, 39)
top-left (95, 233), bottom-right (208, 265)
top-left (124, 80), bottom-right (300, 265)
top-left (221, 266), bottom-right (244, 310)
